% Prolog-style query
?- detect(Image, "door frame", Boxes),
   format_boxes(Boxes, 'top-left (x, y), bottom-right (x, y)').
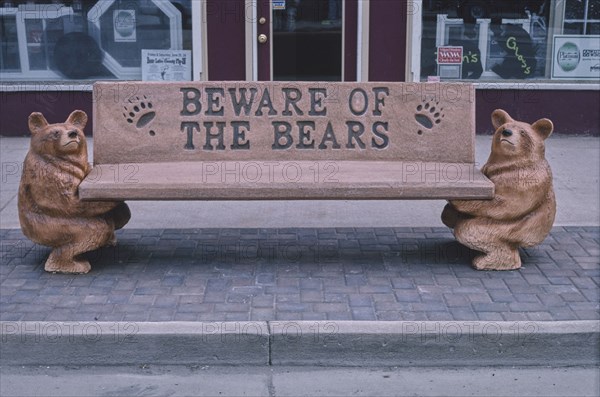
top-left (245, 0), bottom-right (361, 81)
top-left (245, 0), bottom-right (272, 80)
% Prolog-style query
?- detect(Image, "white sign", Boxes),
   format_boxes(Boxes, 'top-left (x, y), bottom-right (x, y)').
top-left (113, 10), bottom-right (136, 42)
top-left (438, 65), bottom-right (462, 80)
top-left (142, 50), bottom-right (192, 81)
top-left (552, 35), bottom-right (600, 80)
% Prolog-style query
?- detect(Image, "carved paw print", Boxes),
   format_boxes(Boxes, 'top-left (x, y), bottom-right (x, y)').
top-left (122, 96), bottom-right (156, 136)
top-left (415, 99), bottom-right (444, 135)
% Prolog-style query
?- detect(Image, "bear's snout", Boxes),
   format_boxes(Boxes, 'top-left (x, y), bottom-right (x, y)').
top-left (58, 128), bottom-right (83, 153)
top-left (502, 129), bottom-right (513, 137)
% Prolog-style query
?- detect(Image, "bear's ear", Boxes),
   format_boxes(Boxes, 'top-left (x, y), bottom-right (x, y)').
top-left (491, 109), bottom-right (513, 130)
top-left (532, 118), bottom-right (553, 140)
top-left (66, 110), bottom-right (88, 129)
top-left (28, 112), bottom-right (49, 135)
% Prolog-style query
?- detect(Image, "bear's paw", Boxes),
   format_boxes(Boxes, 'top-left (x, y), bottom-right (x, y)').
top-left (122, 95), bottom-right (156, 136)
top-left (415, 99), bottom-right (445, 135)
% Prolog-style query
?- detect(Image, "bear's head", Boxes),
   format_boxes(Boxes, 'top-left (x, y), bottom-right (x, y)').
top-left (490, 109), bottom-right (553, 163)
top-left (28, 110), bottom-right (88, 162)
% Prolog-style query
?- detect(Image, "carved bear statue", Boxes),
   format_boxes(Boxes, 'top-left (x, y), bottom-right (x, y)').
top-left (442, 109), bottom-right (556, 270)
top-left (18, 110), bottom-right (130, 274)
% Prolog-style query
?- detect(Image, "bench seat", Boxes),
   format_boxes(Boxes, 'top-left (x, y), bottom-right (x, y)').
top-left (79, 161), bottom-right (494, 201)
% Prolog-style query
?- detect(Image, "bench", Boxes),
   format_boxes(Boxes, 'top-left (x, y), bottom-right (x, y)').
top-left (79, 82), bottom-right (493, 202)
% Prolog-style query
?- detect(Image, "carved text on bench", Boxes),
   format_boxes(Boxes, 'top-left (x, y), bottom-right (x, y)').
top-left (179, 86), bottom-right (391, 151)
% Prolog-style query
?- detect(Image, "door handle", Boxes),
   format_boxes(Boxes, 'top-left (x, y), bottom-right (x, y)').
top-left (258, 34), bottom-right (268, 44)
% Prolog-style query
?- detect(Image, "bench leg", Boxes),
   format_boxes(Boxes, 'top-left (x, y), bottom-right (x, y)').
top-left (100, 202), bottom-right (131, 247)
top-left (452, 218), bottom-right (522, 271)
top-left (441, 203), bottom-right (463, 229)
top-left (43, 218), bottom-right (115, 274)
top-left (45, 247), bottom-right (92, 274)
top-left (472, 245), bottom-right (521, 271)
top-left (108, 202), bottom-right (131, 231)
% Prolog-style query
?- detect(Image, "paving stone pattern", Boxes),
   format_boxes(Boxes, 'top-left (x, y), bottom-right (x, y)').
top-left (1, 227), bottom-right (598, 322)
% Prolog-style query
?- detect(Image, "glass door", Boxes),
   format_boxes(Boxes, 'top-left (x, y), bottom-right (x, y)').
top-left (253, 0), bottom-right (350, 81)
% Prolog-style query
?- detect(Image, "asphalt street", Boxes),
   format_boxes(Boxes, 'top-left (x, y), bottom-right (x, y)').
top-left (1, 365), bottom-right (598, 397)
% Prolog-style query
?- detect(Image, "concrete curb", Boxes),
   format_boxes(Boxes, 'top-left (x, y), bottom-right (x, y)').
top-left (269, 321), bottom-right (600, 366)
top-left (0, 322), bottom-right (270, 366)
top-left (1, 321), bottom-right (598, 367)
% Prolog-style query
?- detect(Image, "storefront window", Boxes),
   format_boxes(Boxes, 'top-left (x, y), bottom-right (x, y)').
top-left (418, 0), bottom-right (600, 82)
top-left (0, 0), bottom-right (192, 81)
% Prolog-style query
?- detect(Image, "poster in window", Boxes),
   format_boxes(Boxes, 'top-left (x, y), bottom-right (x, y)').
top-left (552, 35), bottom-right (600, 80)
top-left (114, 10), bottom-right (136, 42)
top-left (142, 50), bottom-right (192, 81)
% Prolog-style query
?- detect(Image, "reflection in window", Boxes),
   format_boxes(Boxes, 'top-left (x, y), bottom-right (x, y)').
top-left (272, 0), bottom-right (342, 81)
top-left (0, 12), bottom-right (20, 71)
top-left (564, 0), bottom-right (600, 34)
top-left (0, 0), bottom-right (192, 81)
top-left (421, 0), bottom-right (552, 81)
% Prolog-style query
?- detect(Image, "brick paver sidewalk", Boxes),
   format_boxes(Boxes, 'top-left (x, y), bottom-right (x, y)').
top-left (1, 227), bottom-right (598, 322)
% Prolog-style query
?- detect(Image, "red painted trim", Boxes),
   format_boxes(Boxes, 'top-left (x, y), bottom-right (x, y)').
top-left (368, 0), bottom-right (407, 82)
top-left (344, 0), bottom-right (358, 82)
top-left (206, 0), bottom-right (246, 81)
top-left (1, 91), bottom-right (598, 137)
top-left (257, 0), bottom-right (271, 81)
top-left (476, 90), bottom-right (600, 135)
top-left (0, 91), bottom-right (94, 136)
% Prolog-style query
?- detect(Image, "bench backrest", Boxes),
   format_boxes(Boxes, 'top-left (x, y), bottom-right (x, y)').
top-left (93, 82), bottom-right (475, 164)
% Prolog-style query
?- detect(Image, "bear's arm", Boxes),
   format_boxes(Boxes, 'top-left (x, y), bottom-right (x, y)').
top-left (449, 196), bottom-right (518, 220)
top-left (29, 171), bottom-right (118, 217)
top-left (53, 164), bottom-right (120, 216)
top-left (450, 178), bottom-right (548, 220)
top-left (71, 198), bottom-right (119, 217)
